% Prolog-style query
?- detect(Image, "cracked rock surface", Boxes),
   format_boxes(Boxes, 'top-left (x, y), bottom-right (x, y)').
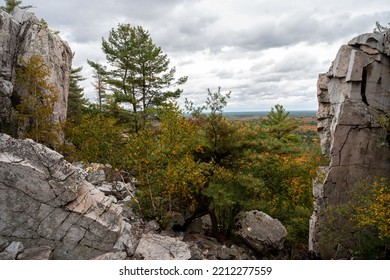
top-left (236, 211), bottom-right (287, 255)
top-left (310, 31), bottom-right (390, 258)
top-left (0, 134), bottom-right (127, 259)
top-left (0, 7), bottom-right (72, 142)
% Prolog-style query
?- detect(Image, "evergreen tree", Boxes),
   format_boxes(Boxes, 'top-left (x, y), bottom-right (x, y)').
top-left (100, 23), bottom-right (187, 131)
top-left (67, 66), bottom-right (86, 124)
top-left (1, 0), bottom-right (32, 13)
top-left (263, 104), bottom-right (298, 139)
top-left (186, 87), bottom-right (236, 163)
top-left (87, 60), bottom-right (109, 112)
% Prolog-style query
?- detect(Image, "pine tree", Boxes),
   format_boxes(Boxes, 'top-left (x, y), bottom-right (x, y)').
top-left (67, 66), bottom-right (86, 124)
top-left (87, 60), bottom-right (108, 112)
top-left (100, 23), bottom-right (187, 131)
top-left (263, 104), bottom-right (298, 139)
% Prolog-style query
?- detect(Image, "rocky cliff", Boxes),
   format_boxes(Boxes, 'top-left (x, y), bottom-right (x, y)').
top-left (310, 31), bottom-right (390, 258)
top-left (0, 7), bottom-right (72, 141)
top-left (0, 133), bottom-right (138, 259)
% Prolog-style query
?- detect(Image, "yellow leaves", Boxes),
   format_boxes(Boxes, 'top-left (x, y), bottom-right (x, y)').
top-left (293, 156), bottom-right (307, 164)
top-left (352, 177), bottom-right (390, 239)
top-left (114, 107), bottom-right (211, 220)
top-left (296, 124), bottom-right (317, 132)
top-left (65, 114), bottom-right (125, 165)
top-left (16, 54), bottom-right (60, 147)
top-left (212, 166), bottom-right (234, 182)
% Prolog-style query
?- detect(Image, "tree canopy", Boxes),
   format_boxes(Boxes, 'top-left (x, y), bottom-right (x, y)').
top-left (263, 104), bottom-right (298, 139)
top-left (16, 54), bottom-right (59, 148)
top-left (97, 23), bottom-right (187, 131)
top-left (87, 60), bottom-right (109, 112)
top-left (67, 67), bottom-right (87, 125)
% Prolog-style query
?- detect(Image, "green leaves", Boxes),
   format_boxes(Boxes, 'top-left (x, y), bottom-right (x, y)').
top-left (321, 177), bottom-right (390, 259)
top-left (67, 67), bottom-right (87, 125)
top-left (96, 23), bottom-right (187, 132)
top-left (16, 54), bottom-right (60, 148)
top-left (65, 114), bottom-right (125, 166)
top-left (263, 104), bottom-right (299, 139)
top-left (122, 105), bottom-right (209, 220)
top-left (87, 60), bottom-right (109, 113)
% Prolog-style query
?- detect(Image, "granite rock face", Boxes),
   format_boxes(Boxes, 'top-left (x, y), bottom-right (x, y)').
top-left (310, 31), bottom-right (390, 258)
top-left (0, 133), bottom-right (134, 259)
top-left (0, 8), bottom-right (72, 141)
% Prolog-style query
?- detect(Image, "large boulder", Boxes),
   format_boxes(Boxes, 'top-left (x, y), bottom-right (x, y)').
top-left (0, 8), bottom-right (72, 142)
top-left (236, 210), bottom-right (287, 255)
top-left (0, 133), bottom-right (139, 259)
top-left (134, 233), bottom-right (191, 260)
top-left (310, 31), bottom-right (390, 258)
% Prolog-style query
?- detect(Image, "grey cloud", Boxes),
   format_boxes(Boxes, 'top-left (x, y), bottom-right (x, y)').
top-left (214, 70), bottom-right (235, 79)
top-left (27, 0), bottom-right (390, 54)
top-left (253, 73), bottom-right (284, 84)
top-left (235, 13), bottom-right (364, 51)
top-left (27, 0), bottom-right (191, 43)
top-left (22, 0), bottom-right (390, 111)
top-left (176, 59), bottom-right (196, 67)
top-left (221, 10), bottom-right (390, 54)
top-left (272, 53), bottom-right (319, 73)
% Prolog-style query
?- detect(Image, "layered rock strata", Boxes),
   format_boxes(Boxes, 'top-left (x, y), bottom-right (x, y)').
top-left (0, 133), bottom-right (130, 259)
top-left (0, 8), bottom-right (72, 141)
top-left (310, 31), bottom-right (390, 258)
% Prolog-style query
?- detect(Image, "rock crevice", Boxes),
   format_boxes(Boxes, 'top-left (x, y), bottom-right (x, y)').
top-left (0, 133), bottom-right (126, 259)
top-left (310, 31), bottom-right (390, 258)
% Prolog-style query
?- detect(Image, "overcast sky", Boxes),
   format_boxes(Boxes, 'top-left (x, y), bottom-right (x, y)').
top-left (23, 0), bottom-right (390, 111)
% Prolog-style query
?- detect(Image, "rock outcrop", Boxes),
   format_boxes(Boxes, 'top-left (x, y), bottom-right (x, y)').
top-left (0, 133), bottom-right (135, 259)
top-left (0, 8), bottom-right (72, 141)
top-left (310, 31), bottom-right (390, 258)
top-left (236, 210), bottom-right (287, 255)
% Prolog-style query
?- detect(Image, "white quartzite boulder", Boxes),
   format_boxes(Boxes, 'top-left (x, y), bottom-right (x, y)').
top-left (0, 133), bottom-right (131, 259)
top-left (236, 210), bottom-right (287, 254)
